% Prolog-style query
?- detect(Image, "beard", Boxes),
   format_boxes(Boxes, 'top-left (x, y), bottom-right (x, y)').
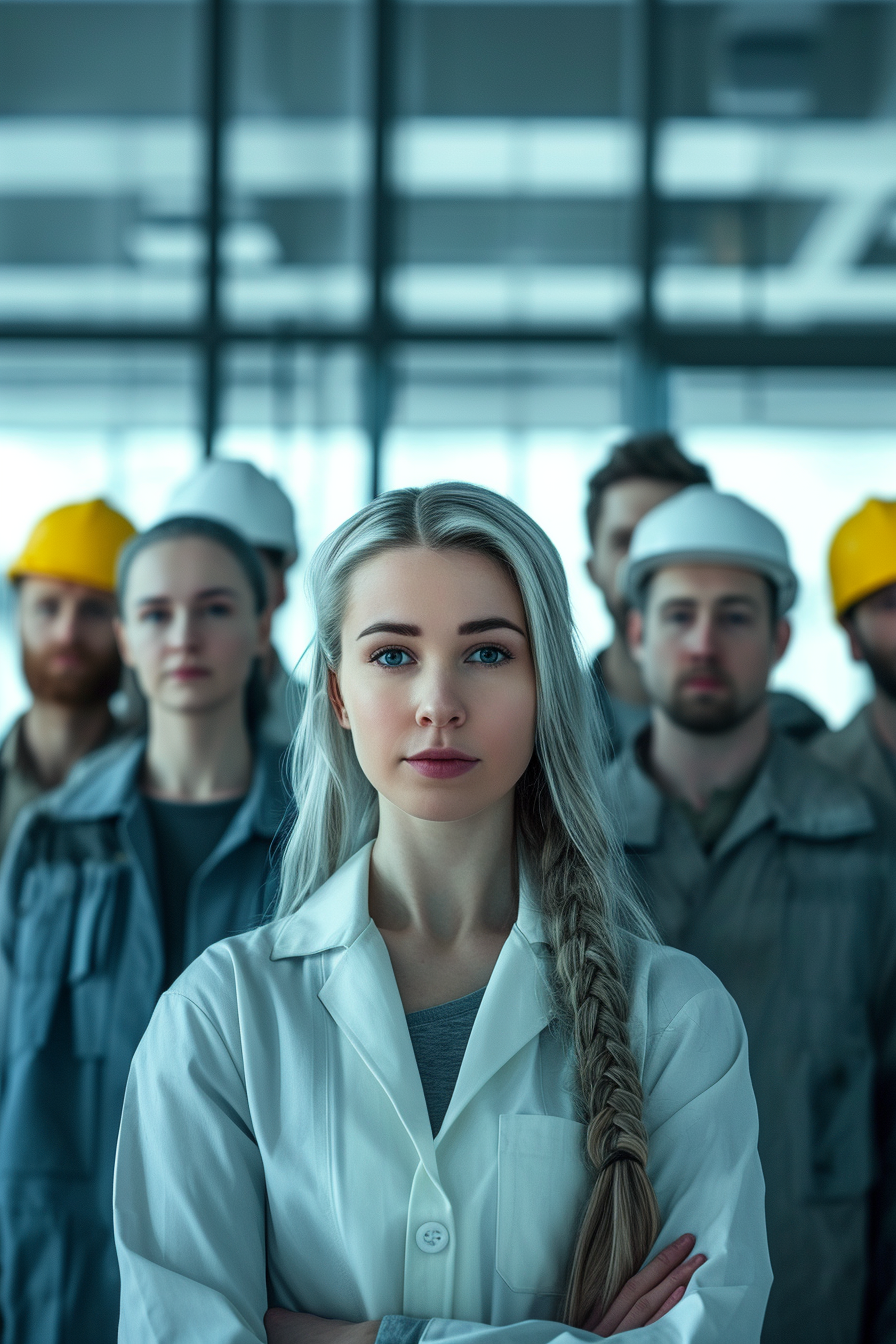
top-left (22, 642), bottom-right (122, 708)
top-left (659, 666), bottom-right (766, 736)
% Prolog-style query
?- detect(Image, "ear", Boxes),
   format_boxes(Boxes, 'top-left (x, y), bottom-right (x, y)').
top-left (327, 667), bottom-right (351, 730)
top-left (626, 607), bottom-right (645, 664)
top-left (112, 617), bottom-right (134, 670)
top-left (839, 615), bottom-right (865, 664)
top-left (772, 618), bottom-right (791, 665)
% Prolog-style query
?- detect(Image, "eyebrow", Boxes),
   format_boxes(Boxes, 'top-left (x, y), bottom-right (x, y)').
top-left (135, 587), bottom-right (239, 606)
top-left (356, 617), bottom-right (528, 640)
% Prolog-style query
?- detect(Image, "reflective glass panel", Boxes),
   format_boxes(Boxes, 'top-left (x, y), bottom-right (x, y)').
top-left (391, 0), bottom-right (641, 328)
top-left (0, 0), bottom-right (205, 325)
top-left (223, 0), bottom-right (372, 328)
top-left (656, 0), bottom-right (896, 328)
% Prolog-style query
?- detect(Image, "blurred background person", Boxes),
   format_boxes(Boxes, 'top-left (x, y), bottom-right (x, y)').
top-left (585, 435), bottom-right (826, 757)
top-left (0, 499), bottom-right (136, 858)
top-left (813, 499), bottom-right (896, 811)
top-left (160, 458), bottom-right (301, 747)
top-left (0, 516), bottom-right (289, 1344)
top-left (585, 432), bottom-right (712, 753)
top-left (606, 486), bottom-right (896, 1344)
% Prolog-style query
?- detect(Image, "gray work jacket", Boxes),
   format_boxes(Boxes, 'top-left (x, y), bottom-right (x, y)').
top-left (0, 736), bottom-right (289, 1344)
top-left (812, 704), bottom-right (896, 814)
top-left (607, 734), bottom-right (896, 1344)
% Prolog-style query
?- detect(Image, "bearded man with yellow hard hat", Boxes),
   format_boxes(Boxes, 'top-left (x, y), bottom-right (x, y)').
top-left (812, 499), bottom-right (896, 812)
top-left (1, 499), bottom-right (136, 856)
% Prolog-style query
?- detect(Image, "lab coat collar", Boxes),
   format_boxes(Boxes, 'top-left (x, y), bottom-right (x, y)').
top-left (271, 842), bottom-right (555, 1175)
top-left (270, 841), bottom-right (552, 958)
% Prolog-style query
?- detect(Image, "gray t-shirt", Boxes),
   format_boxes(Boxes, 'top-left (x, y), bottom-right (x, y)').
top-left (376, 986), bottom-right (487, 1344)
top-left (144, 794), bottom-right (244, 988)
top-left (406, 985), bottom-right (486, 1136)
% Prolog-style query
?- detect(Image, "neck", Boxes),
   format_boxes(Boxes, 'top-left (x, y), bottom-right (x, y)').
top-left (369, 797), bottom-right (517, 942)
top-left (143, 699), bottom-right (252, 801)
top-left (647, 700), bottom-right (771, 810)
top-left (870, 686), bottom-right (896, 755)
top-left (21, 699), bottom-right (114, 789)
top-left (599, 630), bottom-right (649, 707)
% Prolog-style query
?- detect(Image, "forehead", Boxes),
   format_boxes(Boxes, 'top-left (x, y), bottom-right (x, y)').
top-left (344, 546), bottom-right (525, 624)
top-left (597, 478), bottom-right (683, 539)
top-left (19, 575), bottom-right (113, 605)
top-left (124, 537), bottom-right (249, 601)
top-left (649, 563), bottom-right (769, 605)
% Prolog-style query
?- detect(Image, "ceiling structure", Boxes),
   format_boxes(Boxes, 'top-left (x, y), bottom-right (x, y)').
top-left (0, 0), bottom-right (894, 487)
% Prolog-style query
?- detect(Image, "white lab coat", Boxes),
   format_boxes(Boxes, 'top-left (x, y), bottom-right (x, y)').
top-left (114, 842), bottom-right (772, 1343)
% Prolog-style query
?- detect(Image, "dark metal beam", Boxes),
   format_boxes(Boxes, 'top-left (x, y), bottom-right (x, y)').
top-left (201, 0), bottom-right (227, 458)
top-left (625, 0), bottom-right (668, 429)
top-left (1, 326), bottom-right (896, 368)
top-left (365, 0), bottom-right (396, 499)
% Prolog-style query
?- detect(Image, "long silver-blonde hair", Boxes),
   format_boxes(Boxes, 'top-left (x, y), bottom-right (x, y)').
top-left (277, 481), bottom-right (660, 1325)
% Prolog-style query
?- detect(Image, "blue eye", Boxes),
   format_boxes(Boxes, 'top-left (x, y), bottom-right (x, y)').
top-left (467, 646), bottom-right (509, 665)
top-left (374, 648), bottom-right (413, 668)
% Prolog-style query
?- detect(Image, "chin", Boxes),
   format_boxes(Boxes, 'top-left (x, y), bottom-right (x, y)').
top-left (393, 789), bottom-right (499, 825)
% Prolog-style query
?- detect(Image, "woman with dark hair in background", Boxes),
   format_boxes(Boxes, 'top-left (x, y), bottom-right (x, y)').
top-left (0, 516), bottom-right (290, 1344)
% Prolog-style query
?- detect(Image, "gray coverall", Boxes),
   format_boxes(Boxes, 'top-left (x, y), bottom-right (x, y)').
top-left (812, 704), bottom-right (896, 813)
top-left (0, 736), bottom-right (288, 1344)
top-left (607, 733), bottom-right (896, 1344)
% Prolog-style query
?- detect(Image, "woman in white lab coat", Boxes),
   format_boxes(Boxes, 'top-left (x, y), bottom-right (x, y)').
top-left (113, 482), bottom-right (772, 1344)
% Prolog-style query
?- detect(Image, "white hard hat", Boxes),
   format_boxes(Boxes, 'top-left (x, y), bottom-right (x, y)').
top-left (162, 459), bottom-right (299, 561)
top-left (622, 485), bottom-right (798, 616)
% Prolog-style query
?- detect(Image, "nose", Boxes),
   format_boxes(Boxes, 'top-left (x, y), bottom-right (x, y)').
top-left (415, 666), bottom-right (466, 729)
top-left (54, 605), bottom-right (80, 644)
top-left (165, 607), bottom-right (200, 651)
top-left (683, 611), bottom-right (717, 659)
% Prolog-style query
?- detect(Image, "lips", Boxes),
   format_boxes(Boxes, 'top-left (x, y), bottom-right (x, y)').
top-left (168, 666), bottom-right (211, 681)
top-left (405, 749), bottom-right (479, 780)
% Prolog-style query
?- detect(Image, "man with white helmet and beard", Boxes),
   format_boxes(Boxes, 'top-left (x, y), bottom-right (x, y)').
top-left (160, 459), bottom-right (301, 747)
top-left (606, 485), bottom-right (896, 1344)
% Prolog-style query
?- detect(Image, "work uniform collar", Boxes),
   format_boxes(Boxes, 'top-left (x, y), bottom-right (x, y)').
top-left (46, 734), bottom-right (286, 841)
top-left (614, 729), bottom-right (875, 856)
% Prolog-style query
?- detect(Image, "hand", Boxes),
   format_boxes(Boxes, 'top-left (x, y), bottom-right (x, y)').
top-left (584, 1233), bottom-right (707, 1336)
top-left (264, 1309), bottom-right (380, 1344)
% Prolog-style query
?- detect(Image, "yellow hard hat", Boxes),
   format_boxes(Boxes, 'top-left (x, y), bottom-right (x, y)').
top-left (829, 498), bottom-right (896, 616)
top-left (8, 499), bottom-right (137, 594)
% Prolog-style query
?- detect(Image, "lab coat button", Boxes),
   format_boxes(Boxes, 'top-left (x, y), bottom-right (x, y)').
top-left (415, 1222), bottom-right (449, 1254)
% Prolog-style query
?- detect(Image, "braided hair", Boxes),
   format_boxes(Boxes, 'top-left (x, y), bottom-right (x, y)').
top-left (277, 481), bottom-right (661, 1322)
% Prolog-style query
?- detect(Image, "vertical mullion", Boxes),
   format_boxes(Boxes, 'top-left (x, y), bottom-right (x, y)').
top-left (366, 0), bottom-right (395, 498)
top-left (625, 0), bottom-right (667, 429)
top-left (202, 0), bottom-right (228, 458)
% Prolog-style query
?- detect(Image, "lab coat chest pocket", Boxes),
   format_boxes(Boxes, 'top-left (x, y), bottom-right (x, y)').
top-left (496, 1114), bottom-right (591, 1296)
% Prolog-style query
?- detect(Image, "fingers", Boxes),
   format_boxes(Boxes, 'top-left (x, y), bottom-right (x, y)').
top-left (613, 1252), bottom-right (706, 1334)
top-left (589, 1235), bottom-right (697, 1335)
top-left (646, 1284), bottom-right (686, 1326)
